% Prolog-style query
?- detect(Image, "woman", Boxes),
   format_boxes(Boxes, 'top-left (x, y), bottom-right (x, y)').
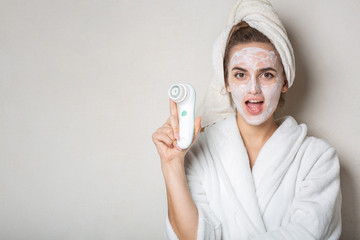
top-left (152, 0), bottom-right (342, 239)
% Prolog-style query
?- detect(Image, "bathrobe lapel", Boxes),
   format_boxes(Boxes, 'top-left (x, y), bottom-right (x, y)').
top-left (204, 115), bottom-right (307, 235)
top-left (205, 115), bottom-right (266, 235)
top-left (251, 116), bottom-right (307, 214)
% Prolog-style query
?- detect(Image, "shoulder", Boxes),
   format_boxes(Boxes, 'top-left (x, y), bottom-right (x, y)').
top-left (278, 115), bottom-right (338, 161)
top-left (301, 135), bottom-right (334, 156)
top-left (277, 115), bottom-right (340, 179)
top-left (297, 135), bottom-right (340, 180)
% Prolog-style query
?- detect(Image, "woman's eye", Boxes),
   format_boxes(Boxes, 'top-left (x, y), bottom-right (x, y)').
top-left (262, 72), bottom-right (274, 79)
top-left (235, 73), bottom-right (245, 79)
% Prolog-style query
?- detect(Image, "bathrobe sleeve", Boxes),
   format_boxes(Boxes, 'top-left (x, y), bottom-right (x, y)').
top-left (250, 140), bottom-right (342, 240)
top-left (164, 134), bottom-right (222, 240)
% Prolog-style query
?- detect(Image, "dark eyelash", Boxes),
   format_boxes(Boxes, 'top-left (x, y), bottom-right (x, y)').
top-left (235, 73), bottom-right (245, 78)
top-left (264, 72), bottom-right (274, 78)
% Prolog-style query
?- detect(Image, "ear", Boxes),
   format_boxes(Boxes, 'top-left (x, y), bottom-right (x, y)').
top-left (281, 79), bottom-right (288, 93)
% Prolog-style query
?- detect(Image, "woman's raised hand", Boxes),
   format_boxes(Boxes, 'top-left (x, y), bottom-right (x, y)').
top-left (152, 99), bottom-right (202, 165)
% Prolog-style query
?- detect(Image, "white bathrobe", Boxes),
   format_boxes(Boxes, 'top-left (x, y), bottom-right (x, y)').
top-left (165, 115), bottom-right (342, 240)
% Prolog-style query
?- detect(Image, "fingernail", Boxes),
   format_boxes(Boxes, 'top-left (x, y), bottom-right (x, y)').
top-left (175, 132), bottom-right (180, 140)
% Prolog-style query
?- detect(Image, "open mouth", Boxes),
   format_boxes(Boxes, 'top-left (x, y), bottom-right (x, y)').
top-left (245, 99), bottom-right (264, 114)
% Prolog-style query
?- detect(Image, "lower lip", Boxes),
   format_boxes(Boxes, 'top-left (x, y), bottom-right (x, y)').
top-left (245, 102), bottom-right (263, 114)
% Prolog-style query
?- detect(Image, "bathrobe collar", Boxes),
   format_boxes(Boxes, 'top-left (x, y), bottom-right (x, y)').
top-left (203, 114), bottom-right (307, 233)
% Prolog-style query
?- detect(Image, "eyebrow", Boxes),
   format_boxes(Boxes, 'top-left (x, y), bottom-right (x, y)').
top-left (231, 67), bottom-right (277, 72)
top-left (260, 67), bottom-right (277, 72)
top-left (231, 67), bottom-right (247, 72)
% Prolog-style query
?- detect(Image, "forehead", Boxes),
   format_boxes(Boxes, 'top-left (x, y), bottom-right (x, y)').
top-left (229, 42), bottom-right (280, 62)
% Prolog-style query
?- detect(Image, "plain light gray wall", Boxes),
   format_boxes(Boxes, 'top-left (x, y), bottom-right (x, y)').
top-left (0, 0), bottom-right (359, 239)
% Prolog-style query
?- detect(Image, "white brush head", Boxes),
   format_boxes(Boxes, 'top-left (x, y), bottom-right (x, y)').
top-left (168, 83), bottom-right (187, 103)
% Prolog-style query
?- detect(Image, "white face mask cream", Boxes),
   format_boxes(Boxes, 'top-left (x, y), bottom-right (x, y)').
top-left (227, 46), bottom-right (284, 126)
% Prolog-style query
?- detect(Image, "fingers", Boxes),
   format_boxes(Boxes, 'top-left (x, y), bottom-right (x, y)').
top-left (152, 127), bottom-right (175, 148)
top-left (156, 133), bottom-right (173, 147)
top-left (159, 124), bottom-right (176, 142)
top-left (152, 115), bottom-right (202, 155)
top-left (166, 116), bottom-right (179, 140)
top-left (169, 99), bottom-right (178, 119)
top-left (195, 116), bottom-right (202, 135)
top-left (168, 99), bottom-right (180, 139)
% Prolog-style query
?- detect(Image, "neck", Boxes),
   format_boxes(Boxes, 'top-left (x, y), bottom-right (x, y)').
top-left (235, 111), bottom-right (278, 147)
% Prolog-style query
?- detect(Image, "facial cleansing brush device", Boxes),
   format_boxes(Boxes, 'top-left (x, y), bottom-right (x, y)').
top-left (168, 83), bottom-right (196, 149)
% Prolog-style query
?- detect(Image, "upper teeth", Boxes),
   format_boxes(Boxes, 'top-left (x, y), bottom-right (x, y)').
top-left (248, 100), bottom-right (261, 103)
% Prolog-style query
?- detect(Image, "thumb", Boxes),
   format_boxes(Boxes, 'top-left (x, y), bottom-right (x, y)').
top-left (193, 116), bottom-right (202, 141)
top-left (185, 116), bottom-right (203, 150)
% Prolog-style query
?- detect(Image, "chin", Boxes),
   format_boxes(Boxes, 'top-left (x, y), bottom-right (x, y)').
top-left (244, 118), bottom-right (266, 126)
top-left (241, 111), bottom-right (274, 126)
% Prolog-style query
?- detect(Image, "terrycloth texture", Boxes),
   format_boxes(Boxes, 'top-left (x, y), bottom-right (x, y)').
top-left (199, 0), bottom-right (296, 128)
top-left (165, 115), bottom-right (342, 239)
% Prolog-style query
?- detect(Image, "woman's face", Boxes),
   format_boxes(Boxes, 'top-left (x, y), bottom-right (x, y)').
top-left (226, 42), bottom-right (288, 126)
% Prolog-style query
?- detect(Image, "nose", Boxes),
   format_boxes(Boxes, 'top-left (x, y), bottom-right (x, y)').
top-left (248, 76), bottom-right (261, 95)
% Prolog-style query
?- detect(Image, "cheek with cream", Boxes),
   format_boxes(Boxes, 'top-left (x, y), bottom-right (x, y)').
top-left (228, 47), bottom-right (283, 125)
